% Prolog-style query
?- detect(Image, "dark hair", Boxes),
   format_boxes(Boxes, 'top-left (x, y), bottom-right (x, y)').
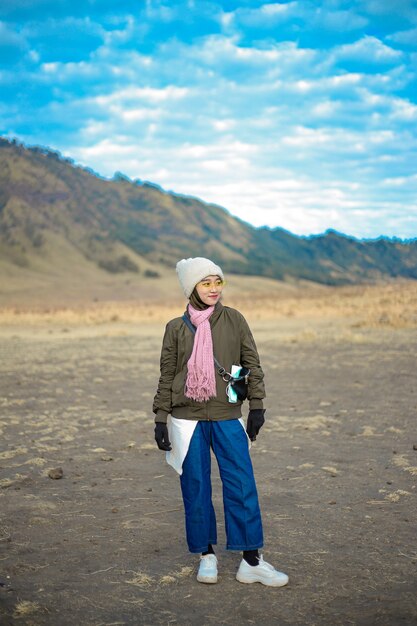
top-left (189, 287), bottom-right (209, 310)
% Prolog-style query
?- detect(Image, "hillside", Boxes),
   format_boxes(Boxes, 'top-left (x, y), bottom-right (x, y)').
top-left (1, 137), bottom-right (416, 300)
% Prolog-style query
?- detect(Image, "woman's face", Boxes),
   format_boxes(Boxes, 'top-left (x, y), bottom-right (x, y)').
top-left (195, 274), bottom-right (225, 306)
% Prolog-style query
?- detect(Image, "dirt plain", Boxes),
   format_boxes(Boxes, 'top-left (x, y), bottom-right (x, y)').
top-left (0, 280), bottom-right (417, 626)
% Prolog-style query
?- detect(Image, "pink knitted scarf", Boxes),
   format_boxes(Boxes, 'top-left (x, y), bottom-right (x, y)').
top-left (185, 303), bottom-right (217, 402)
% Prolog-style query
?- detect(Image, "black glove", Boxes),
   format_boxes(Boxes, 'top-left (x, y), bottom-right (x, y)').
top-left (154, 422), bottom-right (172, 451)
top-left (246, 409), bottom-right (265, 442)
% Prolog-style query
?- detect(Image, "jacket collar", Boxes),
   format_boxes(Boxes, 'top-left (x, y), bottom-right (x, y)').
top-left (210, 301), bottom-right (224, 325)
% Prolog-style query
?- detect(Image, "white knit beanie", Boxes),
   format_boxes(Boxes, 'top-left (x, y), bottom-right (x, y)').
top-left (176, 257), bottom-right (224, 298)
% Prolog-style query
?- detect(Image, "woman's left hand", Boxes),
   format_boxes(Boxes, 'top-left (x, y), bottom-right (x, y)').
top-left (246, 409), bottom-right (265, 441)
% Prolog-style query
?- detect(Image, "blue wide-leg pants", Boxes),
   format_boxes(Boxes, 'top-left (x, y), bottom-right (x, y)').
top-left (179, 419), bottom-right (264, 553)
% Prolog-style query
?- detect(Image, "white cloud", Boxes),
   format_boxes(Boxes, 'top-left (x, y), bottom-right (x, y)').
top-left (311, 8), bottom-right (368, 31)
top-left (311, 101), bottom-right (340, 117)
top-left (93, 85), bottom-right (189, 106)
top-left (382, 174), bottom-right (417, 186)
top-left (218, 11), bottom-right (234, 30)
top-left (261, 3), bottom-right (294, 16)
top-left (119, 107), bottom-right (163, 122)
top-left (212, 119), bottom-right (236, 131)
top-left (332, 36), bottom-right (403, 64)
top-left (144, 1), bottom-right (177, 22)
top-left (185, 35), bottom-right (316, 71)
top-left (388, 27), bottom-right (417, 45)
top-left (233, 2), bottom-right (299, 26)
top-left (226, 2), bottom-right (368, 33)
top-left (75, 139), bottom-right (137, 160)
top-left (391, 98), bottom-right (417, 120)
top-left (102, 15), bottom-right (137, 46)
top-left (40, 59), bottom-right (98, 79)
top-left (41, 62), bottom-right (58, 73)
top-left (282, 126), bottom-right (334, 147)
top-left (176, 140), bottom-right (258, 160)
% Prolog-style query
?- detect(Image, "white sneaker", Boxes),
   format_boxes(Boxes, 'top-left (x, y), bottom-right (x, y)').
top-left (197, 554), bottom-right (218, 584)
top-left (236, 555), bottom-right (289, 587)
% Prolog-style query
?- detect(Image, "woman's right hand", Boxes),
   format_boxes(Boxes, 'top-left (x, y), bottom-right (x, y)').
top-left (154, 422), bottom-right (172, 451)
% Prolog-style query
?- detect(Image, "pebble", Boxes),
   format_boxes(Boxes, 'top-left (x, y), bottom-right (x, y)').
top-left (48, 467), bottom-right (63, 480)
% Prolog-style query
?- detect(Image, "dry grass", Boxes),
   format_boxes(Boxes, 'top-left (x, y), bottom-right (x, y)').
top-left (234, 280), bottom-right (417, 328)
top-left (13, 601), bottom-right (42, 618)
top-left (159, 567), bottom-right (194, 584)
top-left (384, 490), bottom-right (412, 502)
top-left (124, 572), bottom-right (154, 586)
top-left (0, 280), bottom-right (416, 330)
top-left (392, 454), bottom-right (417, 476)
top-left (0, 302), bottom-right (182, 326)
top-left (159, 575), bottom-right (177, 584)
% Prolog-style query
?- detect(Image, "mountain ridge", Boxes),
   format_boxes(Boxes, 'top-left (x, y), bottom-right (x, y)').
top-left (1, 136), bottom-right (416, 288)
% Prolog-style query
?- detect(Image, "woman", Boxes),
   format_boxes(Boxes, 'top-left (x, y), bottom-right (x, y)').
top-left (153, 257), bottom-right (288, 587)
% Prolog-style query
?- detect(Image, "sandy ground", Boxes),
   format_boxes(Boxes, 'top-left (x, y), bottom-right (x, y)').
top-left (1, 284), bottom-right (417, 626)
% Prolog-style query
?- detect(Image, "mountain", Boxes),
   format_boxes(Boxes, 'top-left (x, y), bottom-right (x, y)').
top-left (1, 137), bottom-right (416, 291)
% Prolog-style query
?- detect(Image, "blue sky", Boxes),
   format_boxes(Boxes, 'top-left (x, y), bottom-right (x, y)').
top-left (1, 0), bottom-right (417, 238)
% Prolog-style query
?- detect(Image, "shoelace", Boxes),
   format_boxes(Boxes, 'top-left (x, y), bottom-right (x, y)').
top-left (258, 556), bottom-right (275, 571)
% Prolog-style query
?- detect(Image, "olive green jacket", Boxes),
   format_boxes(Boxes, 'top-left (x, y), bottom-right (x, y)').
top-left (153, 302), bottom-right (265, 423)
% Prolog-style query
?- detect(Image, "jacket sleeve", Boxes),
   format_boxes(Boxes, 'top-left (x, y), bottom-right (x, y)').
top-left (153, 321), bottom-right (178, 423)
top-left (239, 314), bottom-right (265, 410)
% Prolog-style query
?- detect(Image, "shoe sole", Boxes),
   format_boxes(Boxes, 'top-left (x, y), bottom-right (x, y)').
top-left (236, 574), bottom-right (289, 587)
top-left (197, 575), bottom-right (218, 584)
